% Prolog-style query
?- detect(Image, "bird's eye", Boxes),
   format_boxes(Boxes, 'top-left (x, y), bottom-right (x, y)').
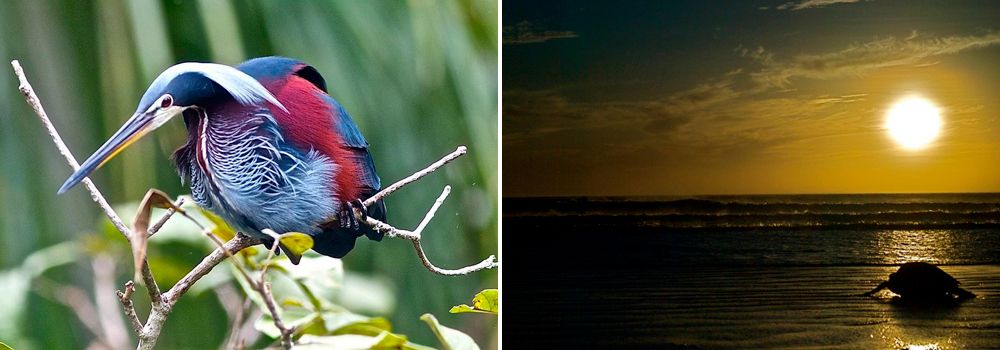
top-left (160, 95), bottom-right (173, 108)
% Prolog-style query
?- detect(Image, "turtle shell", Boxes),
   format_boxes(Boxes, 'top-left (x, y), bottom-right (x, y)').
top-left (885, 262), bottom-right (960, 298)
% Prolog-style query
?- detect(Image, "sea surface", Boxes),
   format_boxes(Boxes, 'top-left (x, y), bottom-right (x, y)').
top-left (505, 193), bottom-right (1000, 349)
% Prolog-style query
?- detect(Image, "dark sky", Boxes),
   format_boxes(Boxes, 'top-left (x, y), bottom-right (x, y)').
top-left (503, 0), bottom-right (1000, 196)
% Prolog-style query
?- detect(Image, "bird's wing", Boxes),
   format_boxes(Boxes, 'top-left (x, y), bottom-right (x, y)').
top-left (323, 95), bottom-right (382, 193)
top-left (322, 95), bottom-right (387, 240)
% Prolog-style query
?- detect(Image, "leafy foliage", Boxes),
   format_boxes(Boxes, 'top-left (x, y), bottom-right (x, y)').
top-left (278, 232), bottom-right (314, 259)
top-left (421, 314), bottom-right (481, 350)
top-left (450, 289), bottom-right (498, 315)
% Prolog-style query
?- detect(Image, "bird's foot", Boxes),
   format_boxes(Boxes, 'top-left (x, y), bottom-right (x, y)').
top-left (339, 200), bottom-right (369, 230)
top-left (338, 207), bottom-right (358, 230)
top-left (349, 199), bottom-right (369, 221)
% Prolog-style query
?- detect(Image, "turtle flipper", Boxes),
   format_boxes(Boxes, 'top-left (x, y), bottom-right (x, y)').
top-left (953, 287), bottom-right (976, 300)
top-left (863, 281), bottom-right (888, 297)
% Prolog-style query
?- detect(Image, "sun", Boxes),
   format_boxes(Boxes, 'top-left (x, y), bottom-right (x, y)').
top-left (885, 96), bottom-right (942, 150)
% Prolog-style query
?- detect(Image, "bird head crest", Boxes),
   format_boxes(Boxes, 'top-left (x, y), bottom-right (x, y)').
top-left (137, 62), bottom-right (288, 114)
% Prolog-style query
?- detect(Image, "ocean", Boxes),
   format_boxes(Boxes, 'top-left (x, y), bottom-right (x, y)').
top-left (505, 193), bottom-right (1000, 349)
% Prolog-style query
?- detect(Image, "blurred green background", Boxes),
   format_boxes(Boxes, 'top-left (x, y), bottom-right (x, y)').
top-left (0, 0), bottom-right (497, 349)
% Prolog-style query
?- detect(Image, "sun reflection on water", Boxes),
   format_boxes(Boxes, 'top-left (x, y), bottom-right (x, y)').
top-left (904, 343), bottom-right (941, 350)
top-left (875, 230), bottom-right (957, 265)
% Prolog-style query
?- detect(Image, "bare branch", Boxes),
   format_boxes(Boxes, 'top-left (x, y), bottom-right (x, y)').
top-left (162, 233), bottom-right (259, 305)
top-left (259, 229), bottom-right (281, 281)
top-left (363, 217), bottom-right (420, 241)
top-left (246, 229), bottom-right (294, 349)
top-left (116, 281), bottom-right (143, 334)
top-left (135, 233), bottom-right (259, 350)
top-left (138, 262), bottom-right (163, 305)
top-left (363, 146), bottom-right (466, 207)
top-left (12, 59), bottom-right (131, 238)
top-left (262, 282), bottom-right (293, 349)
top-left (413, 241), bottom-right (498, 276)
top-left (413, 185), bottom-right (451, 236)
top-left (362, 185), bottom-right (499, 275)
top-left (149, 197), bottom-right (185, 237)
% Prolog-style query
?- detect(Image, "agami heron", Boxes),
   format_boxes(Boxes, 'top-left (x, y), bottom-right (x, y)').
top-left (59, 56), bottom-right (386, 261)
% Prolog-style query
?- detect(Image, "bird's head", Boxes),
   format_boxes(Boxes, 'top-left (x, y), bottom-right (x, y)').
top-left (58, 62), bottom-right (286, 194)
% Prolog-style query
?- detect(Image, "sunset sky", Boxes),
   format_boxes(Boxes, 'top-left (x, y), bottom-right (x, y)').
top-left (503, 0), bottom-right (1000, 196)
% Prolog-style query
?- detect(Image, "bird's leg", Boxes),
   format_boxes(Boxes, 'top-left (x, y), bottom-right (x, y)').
top-left (337, 200), bottom-right (370, 230)
top-left (349, 199), bottom-right (369, 221)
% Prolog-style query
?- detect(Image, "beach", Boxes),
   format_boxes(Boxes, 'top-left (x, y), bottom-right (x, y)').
top-left (509, 265), bottom-right (1000, 349)
top-left (506, 194), bottom-right (1000, 349)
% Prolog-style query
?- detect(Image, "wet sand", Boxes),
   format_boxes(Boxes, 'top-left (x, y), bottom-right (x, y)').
top-left (507, 265), bottom-right (1000, 349)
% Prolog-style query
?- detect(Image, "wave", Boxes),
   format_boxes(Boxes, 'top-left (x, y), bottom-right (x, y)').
top-left (505, 194), bottom-right (1000, 229)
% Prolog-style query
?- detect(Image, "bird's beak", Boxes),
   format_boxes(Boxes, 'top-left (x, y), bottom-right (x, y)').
top-left (58, 106), bottom-right (185, 194)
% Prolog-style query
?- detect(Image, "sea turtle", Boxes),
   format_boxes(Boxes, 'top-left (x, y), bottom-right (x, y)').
top-left (864, 262), bottom-right (976, 301)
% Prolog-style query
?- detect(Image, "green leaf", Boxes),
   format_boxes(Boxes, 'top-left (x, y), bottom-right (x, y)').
top-left (449, 289), bottom-right (497, 315)
top-left (447, 305), bottom-right (485, 314)
top-left (197, 206), bottom-right (236, 241)
top-left (472, 289), bottom-right (498, 312)
top-left (319, 311), bottom-right (369, 333)
top-left (0, 341), bottom-right (13, 350)
top-left (331, 317), bottom-right (392, 336)
top-left (296, 332), bottom-right (435, 350)
top-left (371, 331), bottom-right (408, 348)
top-left (420, 314), bottom-right (480, 350)
top-left (279, 232), bottom-right (314, 257)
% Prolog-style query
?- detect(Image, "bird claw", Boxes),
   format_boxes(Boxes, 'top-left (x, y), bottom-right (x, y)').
top-left (350, 199), bottom-right (369, 221)
top-left (338, 207), bottom-right (357, 230)
top-left (340, 200), bottom-right (368, 230)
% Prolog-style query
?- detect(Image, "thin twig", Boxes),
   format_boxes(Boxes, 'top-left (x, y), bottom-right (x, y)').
top-left (139, 262), bottom-right (163, 305)
top-left (116, 281), bottom-right (143, 334)
top-left (12, 59), bottom-right (132, 237)
top-left (136, 233), bottom-right (258, 350)
top-left (161, 233), bottom-right (259, 304)
top-left (362, 186), bottom-right (498, 275)
top-left (363, 217), bottom-right (420, 241)
top-left (197, 228), bottom-right (293, 349)
top-left (413, 241), bottom-right (498, 276)
top-left (262, 281), bottom-right (293, 349)
top-left (363, 146), bottom-right (466, 207)
top-left (253, 229), bottom-right (294, 349)
top-left (413, 186), bottom-right (451, 236)
top-left (148, 197), bottom-right (185, 237)
top-left (259, 229), bottom-right (281, 280)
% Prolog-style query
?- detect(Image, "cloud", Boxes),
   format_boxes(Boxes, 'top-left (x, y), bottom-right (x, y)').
top-left (747, 31), bottom-right (1000, 87)
top-left (503, 21), bottom-right (578, 45)
top-left (503, 73), bottom-right (744, 144)
top-left (503, 90), bottom-right (692, 143)
top-left (775, 0), bottom-right (862, 11)
top-left (506, 30), bottom-right (1000, 170)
